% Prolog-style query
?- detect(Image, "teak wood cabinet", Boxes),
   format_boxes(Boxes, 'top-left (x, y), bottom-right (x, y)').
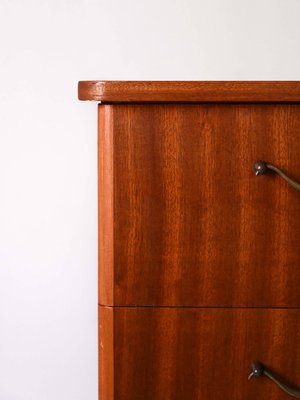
top-left (78, 81), bottom-right (300, 400)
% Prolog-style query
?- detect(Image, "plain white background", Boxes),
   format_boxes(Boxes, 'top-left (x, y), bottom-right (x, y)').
top-left (1, 0), bottom-right (300, 399)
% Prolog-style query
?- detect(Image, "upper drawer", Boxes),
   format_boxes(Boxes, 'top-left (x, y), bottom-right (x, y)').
top-left (99, 103), bottom-right (300, 307)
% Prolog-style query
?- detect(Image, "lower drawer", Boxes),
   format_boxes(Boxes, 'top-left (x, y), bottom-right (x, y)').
top-left (99, 306), bottom-right (300, 400)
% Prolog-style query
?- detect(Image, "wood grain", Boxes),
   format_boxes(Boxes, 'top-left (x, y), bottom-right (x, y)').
top-left (99, 306), bottom-right (114, 400)
top-left (106, 307), bottom-right (300, 400)
top-left (79, 81), bottom-right (300, 103)
top-left (102, 103), bottom-right (300, 307)
top-left (98, 106), bottom-right (114, 305)
top-left (91, 84), bottom-right (300, 400)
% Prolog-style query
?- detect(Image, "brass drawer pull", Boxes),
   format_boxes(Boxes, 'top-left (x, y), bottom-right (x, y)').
top-left (254, 161), bottom-right (300, 192)
top-left (248, 361), bottom-right (300, 398)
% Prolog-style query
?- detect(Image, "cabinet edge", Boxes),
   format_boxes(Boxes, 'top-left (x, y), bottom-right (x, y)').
top-left (79, 81), bottom-right (300, 102)
top-left (99, 306), bottom-right (114, 400)
top-left (99, 105), bottom-right (114, 306)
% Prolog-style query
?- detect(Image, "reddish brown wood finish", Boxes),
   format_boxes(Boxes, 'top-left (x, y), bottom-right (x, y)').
top-left (100, 103), bottom-right (300, 307)
top-left (99, 306), bottom-right (114, 400)
top-left (79, 81), bottom-right (300, 103)
top-left (85, 82), bottom-right (300, 400)
top-left (103, 306), bottom-right (300, 400)
top-left (98, 106), bottom-right (114, 306)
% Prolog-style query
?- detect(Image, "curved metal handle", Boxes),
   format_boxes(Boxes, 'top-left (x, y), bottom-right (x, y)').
top-left (254, 161), bottom-right (300, 192)
top-left (248, 361), bottom-right (300, 398)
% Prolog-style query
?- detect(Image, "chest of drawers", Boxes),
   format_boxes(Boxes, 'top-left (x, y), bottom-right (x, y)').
top-left (79, 81), bottom-right (300, 399)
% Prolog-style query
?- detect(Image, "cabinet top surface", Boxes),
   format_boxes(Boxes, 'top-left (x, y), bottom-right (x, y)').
top-left (78, 81), bottom-right (300, 103)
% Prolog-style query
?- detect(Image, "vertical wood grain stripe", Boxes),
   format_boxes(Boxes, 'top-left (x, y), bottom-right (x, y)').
top-left (98, 105), bottom-right (114, 306)
top-left (111, 103), bottom-right (300, 307)
top-left (114, 307), bottom-right (300, 400)
top-left (99, 306), bottom-right (114, 400)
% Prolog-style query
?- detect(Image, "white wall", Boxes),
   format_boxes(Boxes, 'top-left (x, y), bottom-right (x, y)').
top-left (0, 1), bottom-right (300, 399)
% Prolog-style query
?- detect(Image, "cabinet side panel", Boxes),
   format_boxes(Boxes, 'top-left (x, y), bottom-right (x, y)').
top-left (99, 306), bottom-right (114, 400)
top-left (98, 105), bottom-right (114, 306)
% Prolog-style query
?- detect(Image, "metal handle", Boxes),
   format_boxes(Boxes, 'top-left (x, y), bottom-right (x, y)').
top-left (248, 361), bottom-right (300, 398)
top-left (254, 161), bottom-right (300, 192)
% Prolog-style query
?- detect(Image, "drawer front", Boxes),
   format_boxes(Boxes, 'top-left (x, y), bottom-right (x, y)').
top-left (101, 103), bottom-right (300, 307)
top-left (105, 307), bottom-right (300, 400)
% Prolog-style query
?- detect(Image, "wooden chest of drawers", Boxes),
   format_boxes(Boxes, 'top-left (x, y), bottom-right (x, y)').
top-left (79, 81), bottom-right (300, 399)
